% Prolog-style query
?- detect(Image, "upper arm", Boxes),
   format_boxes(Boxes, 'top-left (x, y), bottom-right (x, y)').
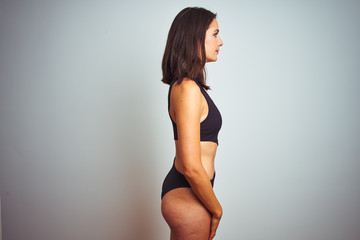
top-left (171, 80), bottom-right (203, 170)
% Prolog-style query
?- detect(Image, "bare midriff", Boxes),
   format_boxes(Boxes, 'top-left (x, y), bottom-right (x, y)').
top-left (174, 140), bottom-right (217, 180)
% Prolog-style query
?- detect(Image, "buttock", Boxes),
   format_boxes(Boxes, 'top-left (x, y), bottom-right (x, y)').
top-left (161, 158), bottom-right (215, 199)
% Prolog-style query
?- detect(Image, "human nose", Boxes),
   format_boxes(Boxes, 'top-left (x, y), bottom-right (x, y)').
top-left (218, 37), bottom-right (223, 46)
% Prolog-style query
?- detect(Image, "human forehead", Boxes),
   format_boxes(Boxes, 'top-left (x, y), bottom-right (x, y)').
top-left (207, 18), bottom-right (219, 31)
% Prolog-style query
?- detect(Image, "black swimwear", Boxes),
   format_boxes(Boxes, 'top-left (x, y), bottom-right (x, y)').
top-left (169, 77), bottom-right (222, 145)
top-left (161, 77), bottom-right (222, 199)
top-left (161, 158), bottom-right (215, 199)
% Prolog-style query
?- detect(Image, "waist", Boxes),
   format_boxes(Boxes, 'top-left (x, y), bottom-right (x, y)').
top-left (174, 140), bottom-right (217, 179)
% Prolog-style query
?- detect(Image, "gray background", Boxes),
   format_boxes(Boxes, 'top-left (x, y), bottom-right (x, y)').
top-left (1, 0), bottom-right (359, 239)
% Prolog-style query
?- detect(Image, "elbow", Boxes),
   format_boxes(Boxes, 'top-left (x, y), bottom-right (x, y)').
top-left (183, 167), bottom-right (203, 181)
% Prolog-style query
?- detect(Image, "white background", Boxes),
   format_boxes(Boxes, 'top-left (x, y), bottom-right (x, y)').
top-left (0, 0), bottom-right (359, 239)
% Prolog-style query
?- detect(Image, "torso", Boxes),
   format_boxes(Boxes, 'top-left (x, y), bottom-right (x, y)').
top-left (169, 79), bottom-right (218, 180)
top-left (173, 141), bottom-right (217, 179)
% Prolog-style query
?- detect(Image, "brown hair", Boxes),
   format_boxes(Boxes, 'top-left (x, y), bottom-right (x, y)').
top-left (161, 7), bottom-right (217, 90)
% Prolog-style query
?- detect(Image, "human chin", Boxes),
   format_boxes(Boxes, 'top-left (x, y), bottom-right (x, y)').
top-left (206, 55), bottom-right (217, 63)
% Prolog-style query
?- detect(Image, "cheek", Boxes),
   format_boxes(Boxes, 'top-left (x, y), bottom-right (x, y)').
top-left (205, 39), bottom-right (215, 50)
top-left (205, 40), bottom-right (209, 50)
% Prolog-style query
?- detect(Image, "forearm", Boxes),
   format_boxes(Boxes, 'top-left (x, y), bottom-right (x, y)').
top-left (184, 168), bottom-right (222, 217)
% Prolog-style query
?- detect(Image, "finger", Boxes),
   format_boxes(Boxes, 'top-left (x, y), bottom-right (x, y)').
top-left (209, 229), bottom-right (215, 240)
top-left (209, 217), bottom-right (220, 239)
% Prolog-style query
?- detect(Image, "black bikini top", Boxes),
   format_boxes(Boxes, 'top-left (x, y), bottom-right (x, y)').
top-left (168, 77), bottom-right (222, 145)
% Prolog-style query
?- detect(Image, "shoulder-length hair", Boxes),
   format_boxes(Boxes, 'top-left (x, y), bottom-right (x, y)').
top-left (161, 7), bottom-right (217, 90)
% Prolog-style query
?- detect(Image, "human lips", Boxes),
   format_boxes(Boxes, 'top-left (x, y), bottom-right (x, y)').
top-left (216, 50), bottom-right (219, 54)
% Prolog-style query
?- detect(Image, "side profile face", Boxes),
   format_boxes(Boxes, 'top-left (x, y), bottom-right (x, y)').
top-left (205, 18), bottom-right (223, 63)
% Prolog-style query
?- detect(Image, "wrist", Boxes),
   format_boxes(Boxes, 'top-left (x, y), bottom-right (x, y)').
top-left (212, 206), bottom-right (223, 219)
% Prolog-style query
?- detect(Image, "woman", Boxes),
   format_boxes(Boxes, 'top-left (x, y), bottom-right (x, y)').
top-left (160, 7), bottom-right (224, 240)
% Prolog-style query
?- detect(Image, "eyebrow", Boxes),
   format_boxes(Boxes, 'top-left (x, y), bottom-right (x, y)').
top-left (214, 29), bottom-right (219, 34)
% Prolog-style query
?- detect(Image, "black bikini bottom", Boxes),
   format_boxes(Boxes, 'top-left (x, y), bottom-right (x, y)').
top-left (161, 158), bottom-right (215, 199)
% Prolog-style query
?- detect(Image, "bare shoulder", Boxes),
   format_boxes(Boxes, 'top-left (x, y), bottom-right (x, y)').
top-left (170, 78), bottom-right (202, 116)
top-left (172, 77), bottom-right (201, 97)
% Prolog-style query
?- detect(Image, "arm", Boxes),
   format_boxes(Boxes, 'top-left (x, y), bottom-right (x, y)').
top-left (172, 80), bottom-right (222, 219)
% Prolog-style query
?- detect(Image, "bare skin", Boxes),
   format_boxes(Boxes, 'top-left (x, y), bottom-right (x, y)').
top-left (162, 18), bottom-right (223, 240)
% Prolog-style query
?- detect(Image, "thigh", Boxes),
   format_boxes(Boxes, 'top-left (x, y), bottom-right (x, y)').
top-left (161, 188), bottom-right (211, 240)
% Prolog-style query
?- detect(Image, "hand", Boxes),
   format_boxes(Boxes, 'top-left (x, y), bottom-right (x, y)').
top-left (209, 211), bottom-right (222, 239)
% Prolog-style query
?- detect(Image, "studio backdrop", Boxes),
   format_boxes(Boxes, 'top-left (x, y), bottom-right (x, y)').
top-left (0, 0), bottom-right (359, 240)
